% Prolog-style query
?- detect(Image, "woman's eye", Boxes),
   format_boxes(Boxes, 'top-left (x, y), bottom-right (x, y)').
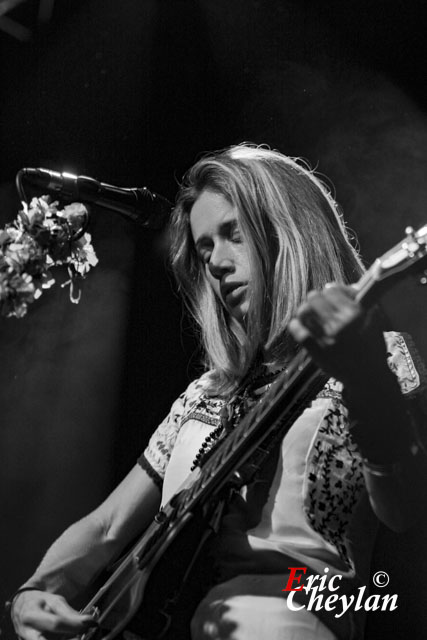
top-left (229, 224), bottom-right (242, 243)
top-left (230, 232), bottom-right (243, 246)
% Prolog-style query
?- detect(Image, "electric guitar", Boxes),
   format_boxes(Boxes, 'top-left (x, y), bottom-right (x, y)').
top-left (79, 224), bottom-right (427, 640)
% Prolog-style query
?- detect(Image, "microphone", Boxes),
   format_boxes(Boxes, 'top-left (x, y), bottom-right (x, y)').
top-left (17, 167), bottom-right (173, 229)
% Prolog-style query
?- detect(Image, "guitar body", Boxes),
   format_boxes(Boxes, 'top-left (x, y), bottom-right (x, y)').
top-left (129, 509), bottom-right (216, 640)
top-left (82, 502), bottom-right (221, 640)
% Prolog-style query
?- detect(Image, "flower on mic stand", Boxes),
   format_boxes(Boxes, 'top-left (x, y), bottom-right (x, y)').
top-left (0, 195), bottom-right (98, 318)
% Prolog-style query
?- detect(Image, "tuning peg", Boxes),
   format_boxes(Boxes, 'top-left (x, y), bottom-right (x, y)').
top-left (403, 226), bottom-right (421, 257)
top-left (419, 270), bottom-right (427, 285)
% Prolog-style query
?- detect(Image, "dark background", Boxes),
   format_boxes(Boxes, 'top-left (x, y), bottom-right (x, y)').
top-left (1, 1), bottom-right (427, 637)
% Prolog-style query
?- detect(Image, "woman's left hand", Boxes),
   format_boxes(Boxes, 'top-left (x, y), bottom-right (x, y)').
top-left (288, 283), bottom-right (389, 388)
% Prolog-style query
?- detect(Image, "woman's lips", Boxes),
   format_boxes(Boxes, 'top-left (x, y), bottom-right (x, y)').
top-left (224, 284), bottom-right (247, 304)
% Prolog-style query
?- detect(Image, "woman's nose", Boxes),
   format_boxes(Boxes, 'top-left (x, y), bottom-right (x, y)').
top-left (208, 243), bottom-right (234, 279)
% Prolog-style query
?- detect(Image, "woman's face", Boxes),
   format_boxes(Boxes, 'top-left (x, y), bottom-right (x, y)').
top-left (190, 189), bottom-right (251, 325)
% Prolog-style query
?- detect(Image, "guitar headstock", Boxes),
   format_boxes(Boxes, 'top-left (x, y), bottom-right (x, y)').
top-left (355, 223), bottom-right (427, 302)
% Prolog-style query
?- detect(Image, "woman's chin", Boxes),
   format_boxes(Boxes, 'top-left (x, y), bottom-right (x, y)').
top-left (228, 302), bottom-right (249, 326)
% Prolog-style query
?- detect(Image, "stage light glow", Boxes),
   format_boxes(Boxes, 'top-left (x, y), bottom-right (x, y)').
top-left (0, 0), bottom-right (56, 40)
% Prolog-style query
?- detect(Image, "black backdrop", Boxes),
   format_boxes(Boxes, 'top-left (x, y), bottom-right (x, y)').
top-left (1, 1), bottom-right (427, 638)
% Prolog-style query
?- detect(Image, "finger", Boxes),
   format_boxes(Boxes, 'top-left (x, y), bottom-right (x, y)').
top-left (299, 292), bottom-right (361, 340)
top-left (288, 317), bottom-right (312, 344)
top-left (49, 596), bottom-right (95, 624)
top-left (288, 322), bottom-right (328, 371)
top-left (288, 319), bottom-right (332, 361)
top-left (293, 296), bottom-right (336, 340)
top-left (24, 608), bottom-right (96, 636)
top-left (296, 306), bottom-right (328, 339)
top-left (16, 629), bottom-right (49, 640)
top-left (13, 593), bottom-right (97, 639)
top-left (305, 287), bottom-right (358, 317)
top-left (44, 595), bottom-right (97, 631)
top-left (307, 285), bottom-right (360, 319)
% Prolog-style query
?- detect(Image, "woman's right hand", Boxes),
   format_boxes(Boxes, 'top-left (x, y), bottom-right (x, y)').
top-left (11, 590), bottom-right (98, 639)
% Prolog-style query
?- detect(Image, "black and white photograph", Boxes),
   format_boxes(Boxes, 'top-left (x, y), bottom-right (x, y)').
top-left (1, 2), bottom-right (427, 639)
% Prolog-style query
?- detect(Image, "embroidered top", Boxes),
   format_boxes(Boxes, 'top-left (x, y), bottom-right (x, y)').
top-left (138, 331), bottom-right (426, 639)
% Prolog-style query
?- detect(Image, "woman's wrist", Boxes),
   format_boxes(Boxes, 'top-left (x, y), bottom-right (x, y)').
top-left (5, 586), bottom-right (43, 614)
top-left (362, 440), bottom-right (420, 475)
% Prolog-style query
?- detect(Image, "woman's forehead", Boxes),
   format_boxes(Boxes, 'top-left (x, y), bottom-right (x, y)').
top-left (190, 190), bottom-right (238, 241)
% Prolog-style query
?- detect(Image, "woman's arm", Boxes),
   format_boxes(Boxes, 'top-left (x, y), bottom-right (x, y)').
top-left (361, 448), bottom-right (427, 532)
top-left (289, 284), bottom-right (427, 532)
top-left (11, 464), bottom-right (161, 639)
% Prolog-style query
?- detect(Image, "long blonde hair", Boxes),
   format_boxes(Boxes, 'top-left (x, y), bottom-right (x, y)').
top-left (170, 144), bottom-right (364, 395)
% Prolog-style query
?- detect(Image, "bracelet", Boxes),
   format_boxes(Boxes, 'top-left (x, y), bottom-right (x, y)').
top-left (5, 587), bottom-right (41, 613)
top-left (363, 459), bottom-right (401, 477)
top-left (363, 441), bottom-right (420, 477)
